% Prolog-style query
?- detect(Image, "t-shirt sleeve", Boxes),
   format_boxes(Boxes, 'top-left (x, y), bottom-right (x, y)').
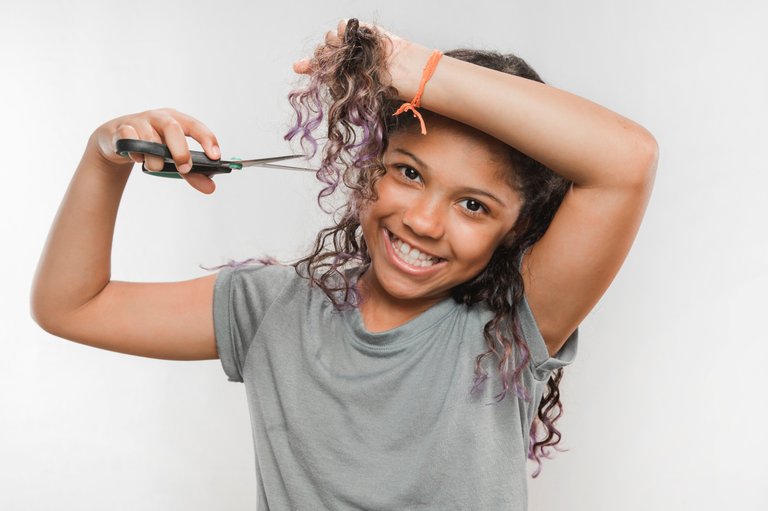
top-left (212, 264), bottom-right (293, 383)
top-left (518, 293), bottom-right (579, 381)
top-left (516, 252), bottom-right (579, 382)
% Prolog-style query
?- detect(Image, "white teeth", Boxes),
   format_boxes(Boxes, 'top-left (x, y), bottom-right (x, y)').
top-left (389, 231), bottom-right (440, 267)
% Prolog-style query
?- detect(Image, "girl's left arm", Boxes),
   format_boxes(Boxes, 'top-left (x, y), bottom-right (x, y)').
top-left (392, 33), bottom-right (658, 357)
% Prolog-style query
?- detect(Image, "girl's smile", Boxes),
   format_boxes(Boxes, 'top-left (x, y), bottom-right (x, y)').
top-left (358, 116), bottom-right (523, 326)
top-left (383, 227), bottom-right (446, 272)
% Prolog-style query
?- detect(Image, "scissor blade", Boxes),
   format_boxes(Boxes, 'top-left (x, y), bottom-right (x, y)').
top-left (249, 162), bottom-right (317, 172)
top-left (235, 154), bottom-right (306, 166)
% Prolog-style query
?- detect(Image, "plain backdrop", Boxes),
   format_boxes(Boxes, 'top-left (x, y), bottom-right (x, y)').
top-left (2, 1), bottom-right (766, 509)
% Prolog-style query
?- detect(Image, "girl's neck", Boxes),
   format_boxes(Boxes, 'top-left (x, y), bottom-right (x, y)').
top-left (356, 268), bottom-right (449, 333)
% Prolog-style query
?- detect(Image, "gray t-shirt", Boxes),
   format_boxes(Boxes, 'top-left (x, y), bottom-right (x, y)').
top-left (213, 263), bottom-right (578, 510)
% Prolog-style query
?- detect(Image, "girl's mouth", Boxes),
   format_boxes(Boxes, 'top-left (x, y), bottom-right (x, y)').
top-left (385, 229), bottom-right (445, 269)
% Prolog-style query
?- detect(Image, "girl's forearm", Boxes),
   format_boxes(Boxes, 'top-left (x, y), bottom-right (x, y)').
top-left (30, 139), bottom-right (133, 327)
top-left (394, 44), bottom-right (657, 187)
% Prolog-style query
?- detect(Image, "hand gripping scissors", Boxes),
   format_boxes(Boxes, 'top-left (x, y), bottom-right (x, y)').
top-left (115, 139), bottom-right (315, 179)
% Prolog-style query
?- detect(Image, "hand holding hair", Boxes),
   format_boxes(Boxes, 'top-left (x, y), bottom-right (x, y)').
top-left (292, 18), bottom-right (422, 101)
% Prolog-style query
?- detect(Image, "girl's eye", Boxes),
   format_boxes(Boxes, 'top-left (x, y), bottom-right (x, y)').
top-left (459, 198), bottom-right (488, 216)
top-left (396, 165), bottom-right (422, 182)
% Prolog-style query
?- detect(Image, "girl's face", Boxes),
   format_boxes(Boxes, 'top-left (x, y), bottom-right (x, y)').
top-left (359, 116), bottom-right (523, 308)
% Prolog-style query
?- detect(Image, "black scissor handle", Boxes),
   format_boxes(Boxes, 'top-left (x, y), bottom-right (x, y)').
top-left (115, 139), bottom-right (232, 179)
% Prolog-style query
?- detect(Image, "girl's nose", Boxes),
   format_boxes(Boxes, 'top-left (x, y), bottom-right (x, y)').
top-left (402, 197), bottom-right (445, 240)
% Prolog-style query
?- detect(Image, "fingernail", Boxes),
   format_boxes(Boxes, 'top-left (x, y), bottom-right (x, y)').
top-left (179, 163), bottom-right (191, 174)
top-left (211, 145), bottom-right (220, 158)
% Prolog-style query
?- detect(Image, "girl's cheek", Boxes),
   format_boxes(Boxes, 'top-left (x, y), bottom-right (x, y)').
top-left (376, 174), bottom-right (397, 195)
top-left (370, 183), bottom-right (401, 211)
top-left (452, 222), bottom-right (496, 250)
top-left (358, 202), bottom-right (372, 225)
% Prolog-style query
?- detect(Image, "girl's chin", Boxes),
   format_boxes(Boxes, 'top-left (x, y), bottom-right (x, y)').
top-left (364, 263), bottom-right (450, 303)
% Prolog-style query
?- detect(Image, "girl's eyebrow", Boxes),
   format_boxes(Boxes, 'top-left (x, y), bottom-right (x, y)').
top-left (392, 148), bottom-right (507, 206)
top-left (393, 148), bottom-right (431, 171)
top-left (461, 186), bottom-right (506, 206)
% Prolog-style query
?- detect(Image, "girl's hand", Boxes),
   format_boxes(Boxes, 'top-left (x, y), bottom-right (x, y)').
top-left (292, 19), bottom-right (426, 100)
top-left (87, 108), bottom-right (220, 195)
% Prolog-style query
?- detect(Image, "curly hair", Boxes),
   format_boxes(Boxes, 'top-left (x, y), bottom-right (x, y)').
top-left (209, 20), bottom-right (572, 478)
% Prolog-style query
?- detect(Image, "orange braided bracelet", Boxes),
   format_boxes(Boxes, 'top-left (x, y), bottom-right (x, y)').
top-left (392, 50), bottom-right (443, 134)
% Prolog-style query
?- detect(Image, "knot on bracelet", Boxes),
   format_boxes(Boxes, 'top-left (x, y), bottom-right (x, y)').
top-left (393, 102), bottom-right (427, 134)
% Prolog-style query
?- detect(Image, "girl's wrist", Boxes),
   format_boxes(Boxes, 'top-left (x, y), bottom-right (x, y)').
top-left (388, 41), bottom-right (434, 101)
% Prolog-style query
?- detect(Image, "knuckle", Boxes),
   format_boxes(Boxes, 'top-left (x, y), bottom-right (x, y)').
top-left (117, 122), bottom-right (136, 134)
top-left (143, 108), bottom-right (161, 119)
top-left (145, 108), bottom-right (175, 124)
top-left (158, 117), bottom-right (181, 130)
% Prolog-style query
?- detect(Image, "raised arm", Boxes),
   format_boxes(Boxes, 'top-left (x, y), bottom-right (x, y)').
top-left (395, 34), bottom-right (658, 356)
top-left (30, 108), bottom-right (224, 360)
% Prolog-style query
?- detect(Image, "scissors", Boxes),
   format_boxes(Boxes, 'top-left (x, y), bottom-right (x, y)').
top-left (115, 139), bottom-right (315, 179)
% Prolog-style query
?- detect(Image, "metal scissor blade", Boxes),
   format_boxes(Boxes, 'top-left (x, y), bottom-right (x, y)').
top-left (249, 162), bottom-right (317, 172)
top-left (222, 154), bottom-right (316, 172)
top-left (235, 154), bottom-right (306, 166)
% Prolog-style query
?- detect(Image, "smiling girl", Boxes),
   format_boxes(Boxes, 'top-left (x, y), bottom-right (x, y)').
top-left (31, 19), bottom-right (657, 510)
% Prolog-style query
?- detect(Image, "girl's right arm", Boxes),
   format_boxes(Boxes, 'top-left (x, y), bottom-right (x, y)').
top-left (30, 108), bottom-right (224, 360)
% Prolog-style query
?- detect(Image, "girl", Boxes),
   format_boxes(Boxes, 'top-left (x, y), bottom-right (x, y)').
top-left (31, 19), bottom-right (657, 510)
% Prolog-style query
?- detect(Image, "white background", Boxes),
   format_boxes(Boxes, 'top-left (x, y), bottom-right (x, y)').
top-left (2, 1), bottom-right (766, 509)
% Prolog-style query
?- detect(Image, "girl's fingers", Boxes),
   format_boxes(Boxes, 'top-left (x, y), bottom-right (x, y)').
top-left (134, 120), bottom-right (165, 172)
top-left (294, 19), bottom-right (388, 76)
top-left (142, 108), bottom-right (219, 194)
top-left (293, 59), bottom-right (312, 74)
top-left (148, 109), bottom-right (220, 173)
top-left (180, 170), bottom-right (216, 195)
top-left (336, 18), bottom-right (348, 38)
top-left (164, 109), bottom-right (220, 160)
top-left (324, 29), bottom-right (337, 45)
top-left (152, 116), bottom-right (192, 174)
top-left (292, 19), bottom-right (348, 76)
top-left (114, 124), bottom-right (144, 164)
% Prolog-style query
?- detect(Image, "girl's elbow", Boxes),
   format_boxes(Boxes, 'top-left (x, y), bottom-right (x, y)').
top-left (628, 127), bottom-right (659, 187)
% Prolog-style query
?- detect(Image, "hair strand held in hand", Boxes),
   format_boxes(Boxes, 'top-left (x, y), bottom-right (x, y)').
top-left (284, 19), bottom-right (398, 211)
